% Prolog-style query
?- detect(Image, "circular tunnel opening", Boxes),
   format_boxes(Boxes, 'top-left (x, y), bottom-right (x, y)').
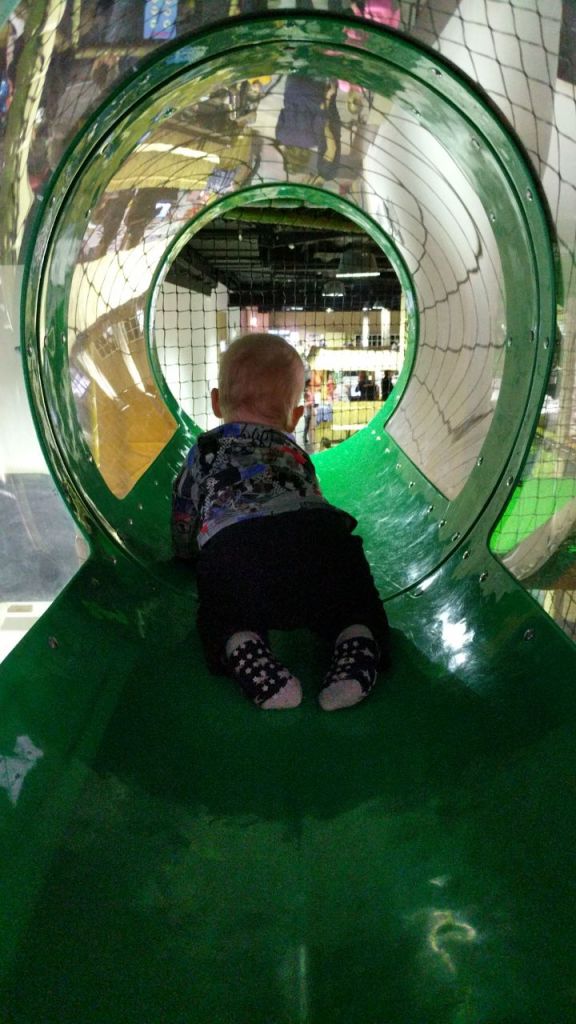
top-left (25, 14), bottom-right (555, 588)
top-left (152, 198), bottom-right (407, 454)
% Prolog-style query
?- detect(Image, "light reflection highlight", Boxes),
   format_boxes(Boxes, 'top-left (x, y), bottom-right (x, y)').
top-left (426, 909), bottom-right (478, 975)
top-left (437, 610), bottom-right (475, 671)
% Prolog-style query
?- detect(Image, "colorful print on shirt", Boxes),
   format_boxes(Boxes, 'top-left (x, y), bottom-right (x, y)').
top-left (171, 422), bottom-right (334, 558)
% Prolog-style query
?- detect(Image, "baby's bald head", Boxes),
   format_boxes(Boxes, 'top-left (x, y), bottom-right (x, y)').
top-left (215, 333), bottom-right (305, 432)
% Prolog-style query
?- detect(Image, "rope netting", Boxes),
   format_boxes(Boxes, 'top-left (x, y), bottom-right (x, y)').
top-left (153, 207), bottom-right (404, 452)
top-left (413, 2), bottom-right (576, 640)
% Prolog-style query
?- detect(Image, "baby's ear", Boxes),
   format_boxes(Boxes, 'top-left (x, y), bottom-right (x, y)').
top-left (290, 404), bottom-right (304, 431)
top-left (211, 388), bottom-right (222, 418)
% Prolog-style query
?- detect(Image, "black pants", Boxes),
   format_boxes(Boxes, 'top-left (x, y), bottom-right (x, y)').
top-left (195, 510), bottom-right (389, 673)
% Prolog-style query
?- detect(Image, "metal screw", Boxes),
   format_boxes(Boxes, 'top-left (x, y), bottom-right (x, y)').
top-left (479, 571), bottom-right (489, 582)
top-left (48, 636), bottom-right (59, 649)
top-left (523, 628), bottom-right (535, 641)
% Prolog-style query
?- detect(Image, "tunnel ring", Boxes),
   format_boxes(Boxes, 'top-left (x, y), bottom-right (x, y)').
top-left (22, 13), bottom-right (555, 583)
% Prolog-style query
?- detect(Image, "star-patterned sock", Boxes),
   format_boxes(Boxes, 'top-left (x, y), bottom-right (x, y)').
top-left (225, 632), bottom-right (302, 709)
top-left (319, 625), bottom-right (379, 711)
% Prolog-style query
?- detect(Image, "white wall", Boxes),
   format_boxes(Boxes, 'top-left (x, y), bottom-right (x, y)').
top-left (0, 266), bottom-right (48, 476)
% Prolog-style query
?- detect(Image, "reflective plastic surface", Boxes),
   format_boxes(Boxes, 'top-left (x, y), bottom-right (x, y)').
top-left (25, 15), bottom-right (554, 595)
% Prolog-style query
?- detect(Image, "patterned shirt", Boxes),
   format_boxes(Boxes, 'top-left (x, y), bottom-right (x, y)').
top-left (171, 422), bottom-right (352, 558)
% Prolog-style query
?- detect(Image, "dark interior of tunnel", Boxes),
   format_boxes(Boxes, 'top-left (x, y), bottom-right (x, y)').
top-left (167, 205), bottom-right (403, 311)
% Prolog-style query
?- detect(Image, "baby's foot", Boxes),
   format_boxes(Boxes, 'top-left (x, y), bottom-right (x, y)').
top-left (225, 632), bottom-right (302, 709)
top-left (319, 626), bottom-right (379, 711)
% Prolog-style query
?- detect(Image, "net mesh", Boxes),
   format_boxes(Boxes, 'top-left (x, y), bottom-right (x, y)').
top-left (153, 208), bottom-right (404, 448)
top-left (410, 1), bottom-right (576, 640)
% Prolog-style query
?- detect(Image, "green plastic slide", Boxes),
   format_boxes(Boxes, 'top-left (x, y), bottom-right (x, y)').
top-left (1, 6), bottom-right (576, 1022)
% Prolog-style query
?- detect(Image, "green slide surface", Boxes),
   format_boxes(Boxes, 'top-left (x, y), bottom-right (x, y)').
top-left (1, 7), bottom-right (576, 1023)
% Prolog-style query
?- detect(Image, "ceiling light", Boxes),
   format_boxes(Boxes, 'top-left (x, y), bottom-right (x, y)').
top-left (336, 246), bottom-right (380, 279)
top-left (322, 281), bottom-right (345, 298)
top-left (136, 142), bottom-right (220, 163)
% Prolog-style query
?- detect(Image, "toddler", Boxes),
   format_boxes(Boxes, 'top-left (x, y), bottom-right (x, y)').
top-left (172, 333), bottom-right (389, 710)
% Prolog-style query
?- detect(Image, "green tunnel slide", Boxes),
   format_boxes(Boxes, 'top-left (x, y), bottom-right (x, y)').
top-left (1, 9), bottom-right (576, 1022)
